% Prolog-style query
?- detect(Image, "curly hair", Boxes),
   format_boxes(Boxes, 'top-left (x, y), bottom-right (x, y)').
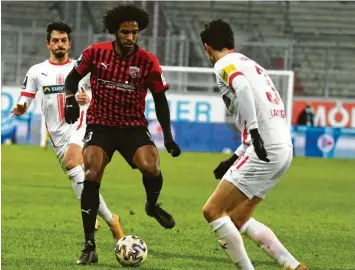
top-left (200, 19), bottom-right (235, 51)
top-left (46, 21), bottom-right (72, 42)
top-left (102, 3), bottom-right (150, 34)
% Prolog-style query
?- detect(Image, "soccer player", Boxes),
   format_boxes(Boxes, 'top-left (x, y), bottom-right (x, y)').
top-left (200, 20), bottom-right (308, 270)
top-left (63, 4), bottom-right (181, 265)
top-left (11, 21), bottom-right (124, 243)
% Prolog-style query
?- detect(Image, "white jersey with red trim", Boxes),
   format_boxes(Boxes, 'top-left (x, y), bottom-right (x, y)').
top-left (18, 58), bottom-right (90, 147)
top-left (214, 52), bottom-right (292, 155)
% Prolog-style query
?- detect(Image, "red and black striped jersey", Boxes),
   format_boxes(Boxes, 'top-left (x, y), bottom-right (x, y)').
top-left (75, 41), bottom-right (169, 127)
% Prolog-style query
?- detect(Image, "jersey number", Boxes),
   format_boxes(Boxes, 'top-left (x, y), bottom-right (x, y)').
top-left (57, 93), bottom-right (65, 122)
top-left (255, 65), bottom-right (281, 105)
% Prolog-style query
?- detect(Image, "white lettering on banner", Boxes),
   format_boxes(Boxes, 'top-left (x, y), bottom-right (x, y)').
top-left (314, 106), bottom-right (326, 127)
top-left (328, 103), bottom-right (349, 127)
top-left (145, 93), bottom-right (225, 123)
top-left (352, 108), bottom-right (355, 128)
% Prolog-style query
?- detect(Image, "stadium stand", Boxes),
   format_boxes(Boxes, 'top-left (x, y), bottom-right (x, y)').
top-left (1, 1), bottom-right (354, 97)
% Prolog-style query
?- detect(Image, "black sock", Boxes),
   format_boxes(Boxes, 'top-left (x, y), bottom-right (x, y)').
top-left (142, 173), bottom-right (163, 206)
top-left (81, 180), bottom-right (100, 243)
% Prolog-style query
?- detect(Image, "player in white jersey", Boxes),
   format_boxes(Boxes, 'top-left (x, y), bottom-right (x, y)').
top-left (11, 22), bottom-right (125, 245)
top-left (200, 20), bottom-right (308, 270)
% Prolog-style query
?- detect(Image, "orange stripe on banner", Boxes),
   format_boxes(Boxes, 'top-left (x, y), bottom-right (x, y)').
top-left (76, 111), bottom-right (85, 130)
top-left (228, 71), bottom-right (244, 87)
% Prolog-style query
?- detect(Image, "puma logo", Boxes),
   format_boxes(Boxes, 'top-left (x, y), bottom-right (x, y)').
top-left (41, 72), bottom-right (48, 77)
top-left (81, 209), bottom-right (91, 215)
top-left (100, 62), bottom-right (110, 70)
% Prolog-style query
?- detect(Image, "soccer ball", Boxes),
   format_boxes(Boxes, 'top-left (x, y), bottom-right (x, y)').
top-left (115, 235), bottom-right (148, 267)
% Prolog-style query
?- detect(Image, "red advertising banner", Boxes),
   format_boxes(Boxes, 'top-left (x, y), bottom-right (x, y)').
top-left (293, 98), bottom-right (355, 128)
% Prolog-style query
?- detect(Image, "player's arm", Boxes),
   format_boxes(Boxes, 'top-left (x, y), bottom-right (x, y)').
top-left (148, 56), bottom-right (181, 157)
top-left (64, 48), bottom-right (92, 123)
top-left (11, 68), bottom-right (37, 117)
top-left (231, 74), bottom-right (269, 162)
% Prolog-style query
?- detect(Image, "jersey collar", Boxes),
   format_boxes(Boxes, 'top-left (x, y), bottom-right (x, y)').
top-left (48, 58), bottom-right (71, 65)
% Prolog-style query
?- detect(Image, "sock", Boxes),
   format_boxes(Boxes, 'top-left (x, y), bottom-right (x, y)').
top-left (81, 180), bottom-right (100, 242)
top-left (240, 218), bottom-right (300, 269)
top-left (67, 166), bottom-right (114, 225)
top-left (142, 173), bottom-right (163, 206)
top-left (98, 194), bottom-right (114, 225)
top-left (210, 216), bottom-right (254, 270)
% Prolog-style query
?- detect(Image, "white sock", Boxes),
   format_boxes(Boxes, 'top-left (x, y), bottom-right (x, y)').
top-left (66, 165), bottom-right (114, 225)
top-left (240, 218), bottom-right (299, 269)
top-left (210, 216), bottom-right (254, 270)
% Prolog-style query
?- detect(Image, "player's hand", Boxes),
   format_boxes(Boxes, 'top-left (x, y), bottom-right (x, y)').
top-left (213, 154), bottom-right (239, 180)
top-left (76, 87), bottom-right (90, 105)
top-left (250, 128), bottom-right (270, 162)
top-left (164, 138), bottom-right (181, 157)
top-left (64, 95), bottom-right (80, 124)
top-left (11, 102), bottom-right (27, 117)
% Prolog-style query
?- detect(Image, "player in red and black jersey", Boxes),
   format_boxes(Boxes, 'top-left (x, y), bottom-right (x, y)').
top-left (64, 4), bottom-right (181, 265)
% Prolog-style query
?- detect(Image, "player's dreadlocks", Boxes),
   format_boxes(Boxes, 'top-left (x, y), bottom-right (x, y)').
top-left (46, 21), bottom-right (72, 42)
top-left (200, 19), bottom-right (235, 51)
top-left (102, 3), bottom-right (150, 34)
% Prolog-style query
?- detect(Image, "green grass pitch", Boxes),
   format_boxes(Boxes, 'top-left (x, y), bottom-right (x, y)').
top-left (2, 145), bottom-right (355, 269)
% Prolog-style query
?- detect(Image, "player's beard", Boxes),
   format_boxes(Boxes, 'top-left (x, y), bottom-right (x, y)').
top-left (117, 39), bottom-right (137, 56)
top-left (54, 49), bottom-right (67, 59)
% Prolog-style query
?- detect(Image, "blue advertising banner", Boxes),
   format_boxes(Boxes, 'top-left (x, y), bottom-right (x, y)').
top-left (292, 126), bottom-right (355, 158)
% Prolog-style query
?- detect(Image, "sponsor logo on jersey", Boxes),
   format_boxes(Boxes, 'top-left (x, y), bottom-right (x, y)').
top-left (129, 66), bottom-right (140, 78)
top-left (43, 85), bottom-right (64, 94)
top-left (221, 64), bottom-right (237, 83)
top-left (97, 79), bottom-right (136, 91)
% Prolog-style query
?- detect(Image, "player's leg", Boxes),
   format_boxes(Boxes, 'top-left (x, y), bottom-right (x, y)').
top-left (64, 136), bottom-right (123, 240)
top-left (76, 125), bottom-right (115, 265)
top-left (202, 180), bottom-right (254, 270)
top-left (133, 145), bottom-right (175, 228)
top-left (229, 145), bottom-right (307, 270)
top-left (119, 127), bottom-right (175, 229)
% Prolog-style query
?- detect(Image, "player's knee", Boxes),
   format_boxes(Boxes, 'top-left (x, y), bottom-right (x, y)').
top-left (202, 203), bottom-right (222, 223)
top-left (230, 214), bottom-right (249, 230)
top-left (140, 162), bottom-right (160, 177)
top-left (85, 169), bottom-right (102, 182)
top-left (65, 159), bottom-right (81, 171)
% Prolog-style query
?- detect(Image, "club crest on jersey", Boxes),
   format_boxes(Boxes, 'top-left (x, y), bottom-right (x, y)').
top-left (129, 66), bottom-right (140, 78)
top-left (56, 74), bottom-right (64, 84)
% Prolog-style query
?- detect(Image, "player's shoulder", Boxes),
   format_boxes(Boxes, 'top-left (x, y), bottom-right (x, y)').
top-left (26, 59), bottom-right (50, 75)
top-left (87, 41), bottom-right (113, 51)
top-left (136, 47), bottom-right (159, 62)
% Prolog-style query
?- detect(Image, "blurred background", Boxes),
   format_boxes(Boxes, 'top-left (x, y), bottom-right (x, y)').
top-left (2, 1), bottom-right (355, 158)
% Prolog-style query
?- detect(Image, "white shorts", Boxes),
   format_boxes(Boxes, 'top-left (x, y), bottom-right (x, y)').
top-left (53, 125), bottom-right (86, 171)
top-left (223, 144), bottom-right (293, 199)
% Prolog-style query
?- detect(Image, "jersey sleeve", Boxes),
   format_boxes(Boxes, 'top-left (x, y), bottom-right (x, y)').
top-left (74, 46), bottom-right (93, 77)
top-left (18, 66), bottom-right (38, 110)
top-left (216, 75), bottom-right (238, 114)
top-left (147, 56), bottom-right (169, 94)
top-left (231, 75), bottom-right (258, 131)
top-left (220, 63), bottom-right (244, 88)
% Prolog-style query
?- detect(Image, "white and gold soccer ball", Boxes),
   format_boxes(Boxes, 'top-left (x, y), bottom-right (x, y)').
top-left (115, 235), bottom-right (148, 267)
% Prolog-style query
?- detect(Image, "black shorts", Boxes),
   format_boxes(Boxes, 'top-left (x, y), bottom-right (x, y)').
top-left (83, 124), bottom-right (156, 168)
